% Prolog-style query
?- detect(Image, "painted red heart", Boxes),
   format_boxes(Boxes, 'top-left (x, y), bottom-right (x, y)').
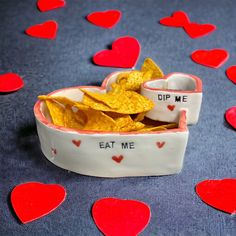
top-left (87, 10), bottom-right (121, 29)
top-left (37, 0), bottom-right (66, 12)
top-left (25, 20), bottom-right (58, 40)
top-left (191, 49), bottom-right (229, 68)
top-left (225, 106), bottom-right (236, 129)
top-left (183, 23), bottom-right (216, 38)
top-left (156, 142), bottom-right (165, 148)
top-left (196, 179), bottom-right (236, 214)
top-left (159, 11), bottom-right (190, 27)
top-left (0, 73), bottom-right (24, 93)
top-left (72, 139), bottom-right (81, 147)
top-left (92, 198), bottom-right (151, 236)
top-left (93, 36), bottom-right (140, 68)
top-left (167, 105), bottom-right (175, 111)
top-left (11, 182), bottom-right (66, 223)
top-left (112, 155), bottom-right (124, 163)
top-left (226, 66), bottom-right (236, 84)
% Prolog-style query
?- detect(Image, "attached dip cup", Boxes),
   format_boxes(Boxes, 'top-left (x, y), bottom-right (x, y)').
top-left (33, 71), bottom-right (202, 178)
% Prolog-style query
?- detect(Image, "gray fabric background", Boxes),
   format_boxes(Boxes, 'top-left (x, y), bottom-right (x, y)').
top-left (0, 0), bottom-right (235, 235)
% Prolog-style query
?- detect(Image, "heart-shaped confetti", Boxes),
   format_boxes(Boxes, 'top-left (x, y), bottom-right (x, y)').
top-left (183, 23), bottom-right (216, 38)
top-left (225, 106), bottom-right (236, 129)
top-left (25, 20), bottom-right (58, 40)
top-left (11, 182), bottom-right (66, 223)
top-left (93, 36), bottom-right (141, 68)
top-left (37, 0), bottom-right (66, 12)
top-left (159, 11), bottom-right (190, 27)
top-left (87, 10), bottom-right (121, 29)
top-left (191, 49), bottom-right (229, 68)
top-left (226, 66), bottom-right (236, 84)
top-left (92, 198), bottom-right (151, 236)
top-left (0, 73), bottom-right (24, 93)
top-left (196, 179), bottom-right (236, 214)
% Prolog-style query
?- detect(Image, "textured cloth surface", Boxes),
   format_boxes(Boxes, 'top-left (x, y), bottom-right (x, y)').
top-left (0, 0), bottom-right (236, 235)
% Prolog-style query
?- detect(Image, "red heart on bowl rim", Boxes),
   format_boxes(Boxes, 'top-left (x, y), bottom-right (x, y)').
top-left (87, 10), bottom-right (121, 29)
top-left (25, 20), bottom-right (58, 40)
top-left (225, 106), bottom-right (236, 129)
top-left (11, 182), bottom-right (66, 223)
top-left (191, 49), bottom-right (229, 68)
top-left (196, 179), bottom-right (236, 214)
top-left (0, 73), bottom-right (24, 93)
top-left (183, 22), bottom-right (216, 38)
top-left (226, 66), bottom-right (236, 84)
top-left (159, 10), bottom-right (190, 27)
top-left (93, 36), bottom-right (140, 68)
top-left (37, 0), bottom-right (66, 12)
top-left (92, 197), bottom-right (151, 236)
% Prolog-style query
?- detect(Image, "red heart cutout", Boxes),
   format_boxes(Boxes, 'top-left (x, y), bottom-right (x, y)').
top-left (191, 49), bottom-right (229, 68)
top-left (72, 139), bottom-right (81, 147)
top-left (196, 179), bottom-right (236, 214)
top-left (112, 155), bottom-right (124, 163)
top-left (0, 73), bottom-right (24, 93)
top-left (159, 11), bottom-right (190, 27)
top-left (226, 66), bottom-right (236, 84)
top-left (167, 105), bottom-right (175, 111)
top-left (183, 23), bottom-right (216, 38)
top-left (37, 0), bottom-right (66, 12)
top-left (25, 20), bottom-right (58, 40)
top-left (11, 182), bottom-right (66, 223)
top-left (156, 142), bottom-right (165, 148)
top-left (92, 198), bottom-right (151, 236)
top-left (93, 36), bottom-right (141, 68)
top-left (225, 106), bottom-right (236, 129)
top-left (87, 10), bottom-right (121, 29)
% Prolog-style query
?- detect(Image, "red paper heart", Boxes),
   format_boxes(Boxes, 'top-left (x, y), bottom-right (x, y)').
top-left (11, 182), bottom-right (66, 223)
top-left (156, 142), bottom-right (165, 148)
top-left (112, 155), bottom-right (124, 163)
top-left (183, 22), bottom-right (216, 38)
top-left (72, 139), bottom-right (81, 147)
top-left (196, 179), bottom-right (236, 214)
top-left (226, 66), bottom-right (236, 84)
top-left (92, 198), bottom-right (151, 236)
top-left (167, 105), bottom-right (175, 111)
top-left (37, 0), bottom-right (66, 12)
top-left (93, 36), bottom-right (140, 68)
top-left (0, 73), bottom-right (24, 93)
top-left (225, 106), bottom-right (236, 129)
top-left (25, 20), bottom-right (58, 40)
top-left (159, 11), bottom-right (190, 27)
top-left (191, 49), bottom-right (229, 68)
top-left (87, 10), bottom-right (121, 29)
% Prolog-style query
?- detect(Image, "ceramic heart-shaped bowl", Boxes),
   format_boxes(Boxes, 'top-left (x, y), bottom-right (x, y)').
top-left (34, 71), bottom-right (202, 178)
top-left (141, 73), bottom-right (202, 124)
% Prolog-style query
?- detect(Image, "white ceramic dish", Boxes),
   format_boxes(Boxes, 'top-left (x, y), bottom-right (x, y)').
top-left (34, 72), bottom-right (202, 178)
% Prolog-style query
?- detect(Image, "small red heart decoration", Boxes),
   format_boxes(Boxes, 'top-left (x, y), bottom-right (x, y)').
top-left (196, 179), bottom-right (236, 214)
top-left (225, 106), bottom-right (236, 129)
top-left (93, 36), bottom-right (141, 68)
top-left (226, 66), bottom-right (236, 84)
top-left (25, 20), bottom-right (58, 40)
top-left (159, 11), bottom-right (190, 27)
top-left (112, 155), bottom-right (124, 163)
top-left (191, 49), bottom-right (229, 68)
top-left (156, 142), bottom-right (165, 148)
top-left (11, 182), bottom-right (66, 223)
top-left (167, 105), bottom-right (175, 111)
top-left (72, 139), bottom-right (81, 147)
top-left (183, 23), bottom-right (216, 38)
top-left (37, 0), bottom-right (66, 12)
top-left (87, 10), bottom-right (121, 29)
top-left (0, 73), bottom-right (24, 93)
top-left (92, 198), bottom-right (151, 236)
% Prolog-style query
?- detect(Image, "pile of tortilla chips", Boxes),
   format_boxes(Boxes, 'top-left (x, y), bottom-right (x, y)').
top-left (38, 58), bottom-right (178, 132)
